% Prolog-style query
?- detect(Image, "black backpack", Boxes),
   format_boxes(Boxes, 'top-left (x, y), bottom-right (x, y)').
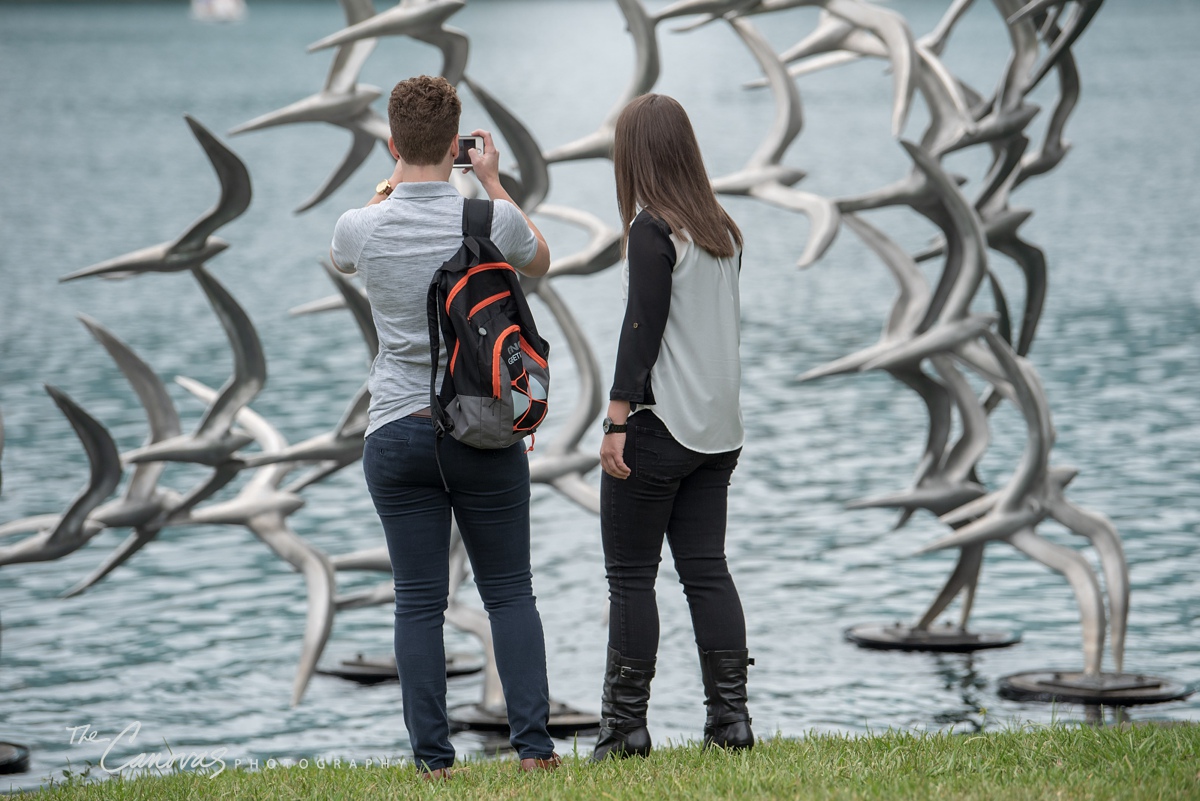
top-left (426, 198), bottom-right (550, 449)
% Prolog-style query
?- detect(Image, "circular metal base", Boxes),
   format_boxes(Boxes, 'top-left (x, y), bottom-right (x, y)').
top-left (318, 652), bottom-right (484, 684)
top-left (0, 742), bottom-right (31, 775)
top-left (449, 700), bottom-right (600, 738)
top-left (845, 622), bottom-right (1022, 653)
top-left (999, 671), bottom-right (1194, 706)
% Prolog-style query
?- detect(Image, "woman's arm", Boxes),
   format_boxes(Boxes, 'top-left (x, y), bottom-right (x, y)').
top-left (602, 213), bottom-right (676, 479)
top-left (609, 213), bottom-right (675, 405)
top-left (599, 399), bottom-right (632, 479)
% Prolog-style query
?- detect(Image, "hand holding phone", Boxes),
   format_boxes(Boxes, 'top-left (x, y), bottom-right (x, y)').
top-left (454, 135), bottom-right (484, 169)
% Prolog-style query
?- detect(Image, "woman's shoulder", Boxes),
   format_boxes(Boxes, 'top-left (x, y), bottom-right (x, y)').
top-left (628, 210), bottom-right (678, 272)
top-left (632, 209), bottom-right (672, 235)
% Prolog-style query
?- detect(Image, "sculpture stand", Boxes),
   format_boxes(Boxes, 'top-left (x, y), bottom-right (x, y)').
top-left (318, 652), bottom-right (484, 685)
top-left (845, 622), bottom-right (1021, 653)
top-left (0, 611), bottom-right (31, 775)
top-left (844, 548), bottom-right (1018, 653)
top-left (449, 700), bottom-right (600, 739)
top-left (999, 671), bottom-right (1193, 706)
top-left (440, 533), bottom-right (600, 737)
top-left (316, 651), bottom-right (599, 736)
top-left (0, 743), bottom-right (30, 776)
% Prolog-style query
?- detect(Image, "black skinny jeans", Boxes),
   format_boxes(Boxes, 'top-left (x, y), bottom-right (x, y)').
top-left (600, 411), bottom-right (747, 662)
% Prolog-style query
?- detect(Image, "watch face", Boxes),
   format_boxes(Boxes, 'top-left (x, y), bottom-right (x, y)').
top-left (602, 417), bottom-right (613, 433)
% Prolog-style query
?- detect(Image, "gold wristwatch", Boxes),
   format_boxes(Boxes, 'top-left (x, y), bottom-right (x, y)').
top-left (375, 179), bottom-right (395, 196)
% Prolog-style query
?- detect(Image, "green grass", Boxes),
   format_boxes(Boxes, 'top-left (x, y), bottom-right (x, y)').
top-left (16, 724), bottom-right (1200, 800)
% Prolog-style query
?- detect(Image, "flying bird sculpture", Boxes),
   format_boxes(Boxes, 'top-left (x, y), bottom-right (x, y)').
top-left (242, 262), bottom-right (375, 482)
top-left (543, 0), bottom-right (661, 163)
top-left (537, 205), bottom-right (622, 280)
top-left (231, 0), bottom-right (391, 213)
top-left (401, 0), bottom-right (470, 86)
top-left (60, 116), bottom-right (250, 282)
top-left (526, 279), bottom-right (605, 514)
top-left (462, 76), bottom-right (550, 212)
top-left (308, 0), bottom-right (464, 54)
top-left (1008, 0), bottom-right (1105, 91)
top-left (173, 376), bottom-right (336, 707)
top-left (121, 266), bottom-right (265, 468)
top-left (718, 18), bottom-right (840, 268)
top-left (0, 386), bottom-right (120, 567)
top-left (60, 316), bottom-right (185, 597)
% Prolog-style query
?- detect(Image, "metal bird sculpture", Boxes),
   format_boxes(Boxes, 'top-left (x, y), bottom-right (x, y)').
top-left (122, 266), bottom-right (265, 467)
top-left (402, 0), bottom-right (470, 86)
top-left (1009, 0), bottom-right (1105, 91)
top-left (60, 116), bottom-right (251, 282)
top-left (712, 18), bottom-right (806, 195)
top-left (859, 141), bottom-right (1000, 378)
top-left (543, 0), bottom-right (661, 164)
top-left (59, 316), bottom-right (185, 597)
top-left (0, 386), bottom-right (120, 567)
top-left (537, 205), bottom-right (622, 280)
top-left (308, 0), bottom-right (464, 54)
top-left (231, 0), bottom-right (390, 213)
top-left (718, 17), bottom-right (840, 268)
top-left (526, 279), bottom-right (605, 514)
top-left (731, 0), bottom-right (918, 137)
top-left (173, 376), bottom-right (336, 706)
top-left (919, 331), bottom-right (1108, 676)
top-left (242, 262), bottom-right (375, 485)
top-left (462, 76), bottom-right (550, 212)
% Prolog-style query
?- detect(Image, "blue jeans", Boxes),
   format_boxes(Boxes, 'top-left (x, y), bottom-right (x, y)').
top-left (362, 416), bottom-right (555, 771)
top-left (600, 411), bottom-right (747, 662)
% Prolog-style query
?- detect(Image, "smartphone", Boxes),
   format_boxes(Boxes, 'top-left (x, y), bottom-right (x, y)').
top-left (454, 135), bottom-right (484, 168)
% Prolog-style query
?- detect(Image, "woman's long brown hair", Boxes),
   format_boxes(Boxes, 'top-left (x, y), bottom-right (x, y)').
top-left (614, 93), bottom-right (742, 259)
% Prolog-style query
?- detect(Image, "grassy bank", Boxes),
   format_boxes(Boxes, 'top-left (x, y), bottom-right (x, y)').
top-left (17, 723), bottom-right (1200, 800)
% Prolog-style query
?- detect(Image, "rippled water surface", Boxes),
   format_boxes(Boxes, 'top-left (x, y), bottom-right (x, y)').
top-left (2, 0), bottom-right (1199, 789)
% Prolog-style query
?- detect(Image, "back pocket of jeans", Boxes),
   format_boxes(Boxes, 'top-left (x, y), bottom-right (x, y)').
top-left (633, 426), bottom-right (690, 485)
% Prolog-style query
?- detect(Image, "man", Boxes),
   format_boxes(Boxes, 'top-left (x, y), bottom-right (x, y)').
top-left (330, 75), bottom-right (558, 778)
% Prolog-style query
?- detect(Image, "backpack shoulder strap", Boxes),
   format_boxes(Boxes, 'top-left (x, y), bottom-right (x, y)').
top-left (462, 197), bottom-right (494, 239)
top-left (427, 278), bottom-right (448, 434)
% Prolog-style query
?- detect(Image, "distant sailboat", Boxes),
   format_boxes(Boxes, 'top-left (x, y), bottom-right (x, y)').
top-left (191, 0), bottom-right (246, 23)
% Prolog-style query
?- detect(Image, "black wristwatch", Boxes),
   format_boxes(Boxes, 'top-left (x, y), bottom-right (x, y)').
top-left (602, 416), bottom-right (628, 435)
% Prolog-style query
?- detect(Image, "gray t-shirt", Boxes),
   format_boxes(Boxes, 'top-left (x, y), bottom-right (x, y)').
top-left (330, 181), bottom-right (538, 436)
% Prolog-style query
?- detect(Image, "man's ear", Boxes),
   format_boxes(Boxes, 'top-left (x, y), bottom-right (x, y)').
top-left (388, 137), bottom-right (400, 161)
top-left (449, 137), bottom-right (459, 161)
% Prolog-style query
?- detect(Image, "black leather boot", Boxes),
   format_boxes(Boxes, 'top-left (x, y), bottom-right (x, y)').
top-left (698, 647), bottom-right (754, 750)
top-left (592, 646), bottom-right (656, 761)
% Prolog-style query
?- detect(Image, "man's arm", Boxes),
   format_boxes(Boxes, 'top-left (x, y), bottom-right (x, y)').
top-left (467, 129), bottom-right (550, 277)
top-left (330, 207), bottom-right (377, 275)
top-left (330, 141), bottom-right (403, 272)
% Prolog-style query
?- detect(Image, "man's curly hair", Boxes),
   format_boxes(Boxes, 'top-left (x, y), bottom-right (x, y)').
top-left (388, 75), bottom-right (461, 166)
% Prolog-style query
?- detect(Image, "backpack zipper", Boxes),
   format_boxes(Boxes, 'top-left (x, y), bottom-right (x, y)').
top-left (492, 324), bottom-right (522, 399)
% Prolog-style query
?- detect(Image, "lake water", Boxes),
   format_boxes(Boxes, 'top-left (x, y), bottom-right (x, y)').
top-left (1, 0), bottom-right (1198, 790)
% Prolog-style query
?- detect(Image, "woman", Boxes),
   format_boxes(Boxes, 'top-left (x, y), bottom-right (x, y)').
top-left (330, 75), bottom-right (560, 777)
top-left (595, 93), bottom-right (753, 760)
